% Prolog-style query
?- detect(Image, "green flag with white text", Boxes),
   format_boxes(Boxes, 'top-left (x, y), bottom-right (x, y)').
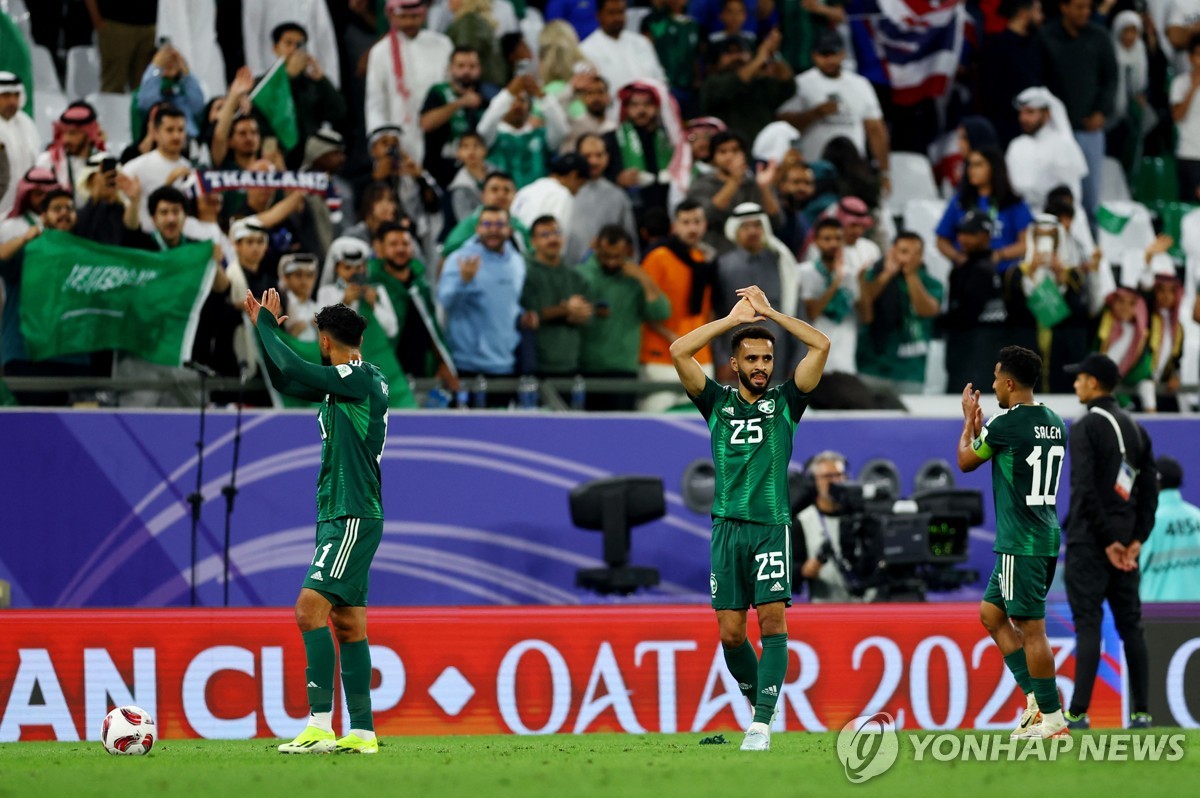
top-left (19, 230), bottom-right (216, 366)
top-left (250, 58), bottom-right (299, 151)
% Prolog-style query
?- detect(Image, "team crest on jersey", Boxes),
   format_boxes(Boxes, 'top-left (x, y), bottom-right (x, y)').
top-left (336, 364), bottom-right (353, 378)
top-left (756, 399), bottom-right (775, 415)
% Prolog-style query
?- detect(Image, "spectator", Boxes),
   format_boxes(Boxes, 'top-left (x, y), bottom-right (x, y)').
top-left (821, 135), bottom-right (881, 211)
top-left (366, 0), bottom-right (456, 164)
top-left (937, 146), bottom-right (1033, 274)
top-left (421, 47), bottom-right (496, 188)
top-left (1171, 35), bottom-right (1200, 202)
top-left (521, 215), bottom-right (594, 377)
top-left (712, 201), bottom-right (802, 379)
top-left (1108, 11), bottom-right (1150, 176)
top-left (0, 169), bottom-right (58, 250)
top-left (580, 0), bottom-right (667, 89)
top-left (74, 154), bottom-right (133, 245)
top-left (700, 32), bottom-right (797, 145)
top-left (538, 20), bottom-right (589, 104)
top-left (1063, 352), bottom-right (1157, 731)
top-left (1139, 456), bottom-right (1200, 601)
top-left (690, 0), bottom-right (773, 36)
top-left (317, 239), bottom-right (400, 341)
top-left (243, 2), bottom-right (341, 89)
top-left (1005, 87), bottom-right (1088, 228)
top-left (642, 0), bottom-right (701, 114)
top-left (280, 253), bottom-right (320, 342)
top-left (777, 30), bottom-right (890, 192)
top-left (978, 0), bottom-right (1044, 146)
top-left (298, 127), bottom-right (351, 261)
top-left (428, 0), bottom-right (522, 36)
top-left (856, 232), bottom-right (943, 395)
top-left (268, 22), bottom-right (348, 165)
top-left (706, 0), bottom-right (758, 54)
top-left (1142, 275), bottom-right (1185, 412)
top-left (478, 75), bottom-right (570, 188)
top-left (154, 0), bottom-right (225, 99)
top-left (212, 73), bottom-right (263, 171)
top-left (137, 43), bottom-right (207, 139)
top-left (1096, 286), bottom-right (1150, 390)
top-left (799, 218), bottom-right (862, 375)
top-left (438, 205), bottom-right (529, 389)
top-left (776, 159), bottom-right (817, 253)
top-left (362, 127), bottom-right (444, 255)
top-left (545, 0), bottom-right (599, 40)
top-left (639, 199), bottom-right (716, 410)
top-left (511, 153), bottom-right (589, 232)
top-left (1039, 0), bottom-right (1117, 220)
top-left (226, 216), bottom-right (278, 302)
top-left (603, 83), bottom-right (677, 217)
top-left (947, 116), bottom-right (999, 191)
top-left (686, 131), bottom-right (782, 255)
top-left (804, 196), bottom-right (881, 277)
top-left (0, 72), bottom-right (40, 217)
top-left (123, 107), bottom-right (193, 233)
top-left (443, 171), bottom-right (531, 256)
top-left (446, 0), bottom-right (510, 87)
top-left (370, 222), bottom-right (457, 387)
top-left (86, 0), bottom-right (158, 93)
top-left (562, 74), bottom-right (617, 153)
top-left (796, 450), bottom-right (869, 602)
top-left (681, 116), bottom-right (725, 184)
top-left (0, 189), bottom-right (92, 406)
top-left (1167, 0), bottom-right (1200, 75)
top-left (567, 133), bottom-right (637, 266)
top-left (578, 224), bottom-right (671, 410)
top-left (1029, 203), bottom-right (1097, 393)
top-left (35, 103), bottom-right (107, 207)
top-left (942, 210), bottom-right (1008, 393)
top-left (448, 132), bottom-right (493, 223)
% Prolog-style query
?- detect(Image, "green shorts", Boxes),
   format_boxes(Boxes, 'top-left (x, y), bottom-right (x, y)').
top-left (301, 516), bottom-right (383, 607)
top-left (983, 552), bottom-right (1057, 620)
top-left (710, 518), bottom-right (793, 610)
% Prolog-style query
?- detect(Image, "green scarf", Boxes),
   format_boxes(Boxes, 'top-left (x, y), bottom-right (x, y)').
top-left (434, 83), bottom-right (472, 142)
top-left (615, 121), bottom-right (673, 176)
top-left (816, 261), bottom-right (853, 324)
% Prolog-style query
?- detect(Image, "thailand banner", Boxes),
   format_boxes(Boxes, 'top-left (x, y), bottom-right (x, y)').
top-left (195, 169), bottom-right (333, 195)
top-left (0, 603), bottom-right (1132, 741)
top-left (848, 0), bottom-right (967, 105)
top-left (19, 230), bottom-right (215, 367)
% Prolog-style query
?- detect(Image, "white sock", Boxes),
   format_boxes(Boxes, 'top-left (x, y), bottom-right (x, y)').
top-left (349, 728), bottom-right (376, 741)
top-left (1026, 692), bottom-right (1038, 710)
top-left (1041, 709), bottom-right (1065, 727)
top-left (308, 712), bottom-right (332, 733)
top-left (747, 722), bottom-right (770, 735)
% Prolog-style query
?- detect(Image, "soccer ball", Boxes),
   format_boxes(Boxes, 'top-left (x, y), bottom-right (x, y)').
top-left (101, 706), bottom-right (156, 755)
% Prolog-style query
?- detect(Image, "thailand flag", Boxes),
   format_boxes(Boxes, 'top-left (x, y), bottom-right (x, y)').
top-left (848, 0), bottom-right (968, 105)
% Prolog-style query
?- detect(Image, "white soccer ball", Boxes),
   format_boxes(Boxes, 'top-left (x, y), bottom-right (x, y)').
top-left (101, 705), bottom-right (157, 755)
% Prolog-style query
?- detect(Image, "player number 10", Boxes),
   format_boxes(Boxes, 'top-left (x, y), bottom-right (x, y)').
top-left (1025, 445), bottom-right (1064, 506)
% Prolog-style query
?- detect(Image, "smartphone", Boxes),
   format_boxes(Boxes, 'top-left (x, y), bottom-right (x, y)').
top-left (262, 139), bottom-right (279, 157)
top-left (516, 58), bottom-right (534, 77)
top-left (1035, 234), bottom-right (1055, 255)
top-left (156, 36), bottom-right (171, 48)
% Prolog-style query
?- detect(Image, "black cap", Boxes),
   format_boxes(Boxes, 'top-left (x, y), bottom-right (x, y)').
top-left (551, 153), bottom-right (589, 178)
top-left (956, 210), bottom-right (994, 235)
top-left (1156, 456), bottom-right (1183, 489)
top-left (814, 30), bottom-right (845, 55)
top-left (1063, 352), bottom-right (1120, 388)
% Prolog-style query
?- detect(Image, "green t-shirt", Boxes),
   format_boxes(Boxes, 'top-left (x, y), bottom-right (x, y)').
top-left (487, 127), bottom-right (549, 189)
top-left (972, 404), bottom-right (1066, 556)
top-left (520, 258), bottom-right (592, 374)
top-left (691, 377), bottom-right (810, 525)
top-left (856, 266), bottom-right (944, 385)
top-left (642, 10), bottom-right (700, 91)
top-left (577, 257), bottom-right (671, 373)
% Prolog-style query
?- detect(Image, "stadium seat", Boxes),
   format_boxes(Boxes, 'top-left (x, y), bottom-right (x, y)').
top-left (33, 90), bottom-right (67, 143)
top-left (1097, 200), bottom-right (1156, 287)
top-left (86, 92), bottom-right (133, 152)
top-left (1101, 156), bottom-right (1131, 203)
top-left (625, 6), bottom-right (650, 31)
top-left (31, 44), bottom-right (62, 95)
top-left (887, 152), bottom-right (940, 210)
top-left (65, 46), bottom-right (100, 100)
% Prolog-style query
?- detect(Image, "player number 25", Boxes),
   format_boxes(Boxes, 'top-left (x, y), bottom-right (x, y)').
top-left (730, 418), bottom-right (764, 444)
top-left (755, 551), bottom-right (785, 581)
top-left (1025, 445), bottom-right (1065, 506)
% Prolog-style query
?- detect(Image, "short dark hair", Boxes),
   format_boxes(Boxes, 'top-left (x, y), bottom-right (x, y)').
top-left (482, 171), bottom-right (516, 190)
top-left (41, 187), bottom-right (74, 208)
top-left (231, 115), bottom-right (259, 133)
top-left (1044, 195), bottom-right (1075, 219)
top-left (709, 131), bottom-right (746, 156)
top-left (148, 185), bottom-right (187, 216)
top-left (154, 105), bottom-right (186, 126)
top-left (997, 345), bottom-right (1042, 389)
top-left (597, 224), bottom-right (633, 246)
top-left (315, 304), bottom-right (367, 347)
top-left (674, 198), bottom-right (704, 218)
top-left (575, 132), bottom-right (606, 153)
top-left (530, 214), bottom-right (560, 235)
top-left (814, 217), bottom-right (844, 234)
top-left (1190, 32), bottom-right (1200, 55)
top-left (895, 231), bottom-right (924, 248)
top-left (372, 220), bottom-right (408, 242)
top-left (731, 325), bottom-right (775, 353)
top-left (451, 45), bottom-right (479, 60)
top-left (478, 204), bottom-right (510, 222)
top-left (1046, 184), bottom-right (1075, 205)
top-left (596, 0), bottom-right (625, 14)
top-left (640, 207), bottom-right (670, 239)
top-left (359, 181), bottom-right (399, 220)
top-left (998, 0), bottom-right (1037, 17)
top-left (458, 131), bottom-right (486, 149)
top-left (271, 22), bottom-right (308, 44)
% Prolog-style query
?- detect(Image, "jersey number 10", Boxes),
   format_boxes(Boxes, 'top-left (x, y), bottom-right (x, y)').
top-left (1025, 445), bottom-right (1065, 506)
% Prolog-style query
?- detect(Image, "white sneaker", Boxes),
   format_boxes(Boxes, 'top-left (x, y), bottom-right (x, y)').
top-left (1016, 714), bottom-right (1069, 740)
top-left (741, 722), bottom-right (770, 751)
top-left (1011, 697), bottom-right (1041, 739)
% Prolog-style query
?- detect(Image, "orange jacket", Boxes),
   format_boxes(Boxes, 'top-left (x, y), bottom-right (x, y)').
top-left (639, 245), bottom-right (712, 366)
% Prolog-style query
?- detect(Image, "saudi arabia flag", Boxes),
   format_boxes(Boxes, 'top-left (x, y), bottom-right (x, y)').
top-left (250, 58), bottom-right (299, 151)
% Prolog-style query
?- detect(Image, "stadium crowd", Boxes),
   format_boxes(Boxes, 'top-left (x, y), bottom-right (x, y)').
top-left (1, 0), bottom-right (1198, 410)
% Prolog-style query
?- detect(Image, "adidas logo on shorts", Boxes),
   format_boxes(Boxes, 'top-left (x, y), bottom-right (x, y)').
top-left (770, 581), bottom-right (784, 592)
top-left (311, 571), bottom-right (324, 581)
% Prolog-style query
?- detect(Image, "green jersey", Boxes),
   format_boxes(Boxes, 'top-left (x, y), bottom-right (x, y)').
top-left (691, 377), bottom-right (810, 525)
top-left (255, 313), bottom-right (390, 521)
top-left (972, 403), bottom-right (1066, 556)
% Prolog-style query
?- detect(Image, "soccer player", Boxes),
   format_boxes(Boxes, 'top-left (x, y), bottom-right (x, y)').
top-left (957, 345), bottom-right (1069, 739)
top-left (244, 288), bottom-right (390, 755)
top-left (670, 284), bottom-right (830, 752)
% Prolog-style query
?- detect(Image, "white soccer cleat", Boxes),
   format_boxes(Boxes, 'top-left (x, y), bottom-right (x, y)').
top-left (1015, 717), bottom-right (1070, 740)
top-left (1011, 698), bottom-right (1041, 739)
top-left (278, 726), bottom-right (336, 754)
top-left (741, 722), bottom-right (771, 751)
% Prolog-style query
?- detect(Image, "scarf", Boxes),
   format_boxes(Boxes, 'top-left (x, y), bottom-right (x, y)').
top-left (1097, 288), bottom-right (1148, 376)
top-left (1112, 11), bottom-right (1148, 122)
top-left (815, 261), bottom-right (853, 324)
top-left (435, 83), bottom-right (474, 141)
top-left (868, 260), bottom-right (905, 352)
top-left (388, 28), bottom-right (411, 99)
top-left (615, 121), bottom-right (672, 177)
top-left (661, 235), bottom-right (716, 315)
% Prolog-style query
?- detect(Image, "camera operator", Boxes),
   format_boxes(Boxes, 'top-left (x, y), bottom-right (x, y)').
top-left (796, 451), bottom-right (870, 602)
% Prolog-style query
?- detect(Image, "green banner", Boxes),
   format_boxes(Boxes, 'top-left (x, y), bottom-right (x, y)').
top-left (1026, 276), bottom-right (1071, 329)
top-left (1095, 204), bottom-right (1131, 236)
top-left (19, 230), bottom-right (215, 367)
top-left (0, 12), bottom-right (33, 115)
top-left (250, 58), bottom-right (299, 151)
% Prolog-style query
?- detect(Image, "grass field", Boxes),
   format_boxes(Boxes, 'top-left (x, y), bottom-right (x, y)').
top-left (2, 730), bottom-right (1197, 798)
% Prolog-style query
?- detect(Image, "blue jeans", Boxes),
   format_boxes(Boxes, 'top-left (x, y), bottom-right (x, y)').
top-left (1074, 129), bottom-right (1105, 222)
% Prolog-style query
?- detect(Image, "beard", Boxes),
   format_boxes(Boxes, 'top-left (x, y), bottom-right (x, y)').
top-left (737, 368), bottom-right (770, 396)
top-left (456, 77), bottom-right (481, 92)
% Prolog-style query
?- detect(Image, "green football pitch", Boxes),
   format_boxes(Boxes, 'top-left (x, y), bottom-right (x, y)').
top-left (2, 730), bottom-right (1198, 798)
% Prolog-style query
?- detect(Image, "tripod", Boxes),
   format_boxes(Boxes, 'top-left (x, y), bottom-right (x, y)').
top-left (183, 360), bottom-right (217, 606)
top-left (221, 367), bottom-right (248, 606)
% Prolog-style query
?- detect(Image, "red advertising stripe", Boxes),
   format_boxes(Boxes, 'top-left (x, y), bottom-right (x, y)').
top-left (0, 605), bottom-right (1122, 741)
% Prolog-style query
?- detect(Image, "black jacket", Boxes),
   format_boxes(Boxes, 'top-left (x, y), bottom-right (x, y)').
top-left (1065, 395), bottom-right (1158, 547)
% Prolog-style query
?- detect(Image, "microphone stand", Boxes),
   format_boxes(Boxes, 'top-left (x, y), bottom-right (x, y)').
top-left (221, 364), bottom-right (248, 606)
top-left (182, 361), bottom-right (216, 607)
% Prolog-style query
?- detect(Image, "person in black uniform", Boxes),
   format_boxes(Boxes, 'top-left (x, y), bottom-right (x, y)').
top-left (1062, 353), bottom-right (1159, 729)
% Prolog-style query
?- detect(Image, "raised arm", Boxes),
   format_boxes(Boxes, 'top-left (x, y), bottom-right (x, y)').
top-left (957, 383), bottom-right (986, 472)
top-left (736, 284), bottom-right (830, 393)
top-left (669, 299), bottom-right (761, 396)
